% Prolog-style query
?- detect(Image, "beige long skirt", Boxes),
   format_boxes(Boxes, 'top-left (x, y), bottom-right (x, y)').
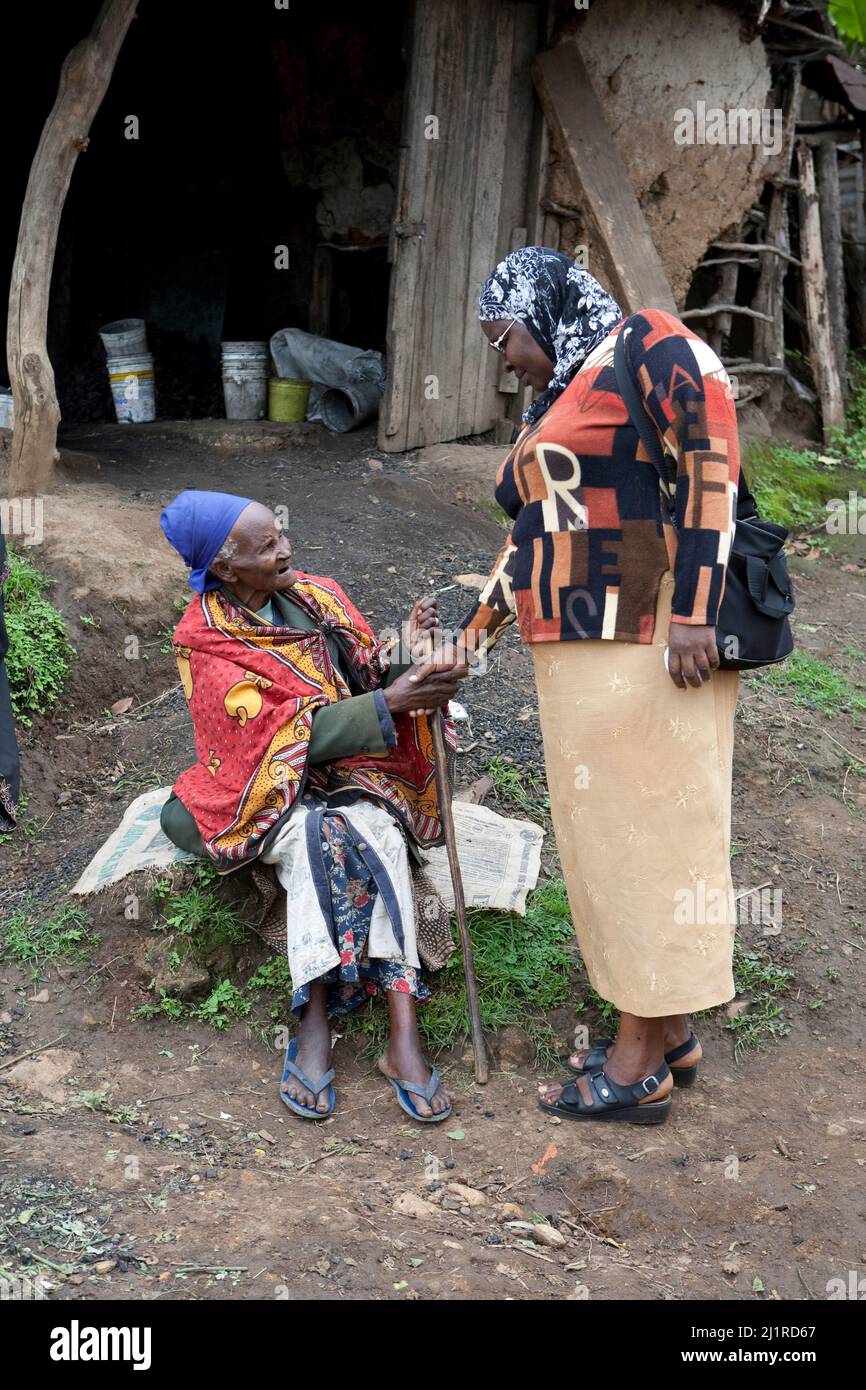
top-left (531, 572), bottom-right (739, 1017)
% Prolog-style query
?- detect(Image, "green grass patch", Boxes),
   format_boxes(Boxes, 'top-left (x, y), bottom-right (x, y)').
top-left (130, 988), bottom-right (186, 1023)
top-left (4, 547), bottom-right (75, 726)
top-left (131, 867), bottom-right (257, 1028)
top-left (828, 352), bottom-right (866, 468)
top-left (484, 754), bottom-right (549, 820)
top-left (745, 352), bottom-right (866, 531)
top-left (755, 649), bottom-right (866, 717)
top-left (151, 863), bottom-right (247, 956)
top-left (725, 943), bottom-right (793, 1060)
top-left (2, 901), bottom-right (97, 975)
top-left (346, 876), bottom-right (577, 1067)
top-left (188, 978), bottom-right (252, 1030)
top-left (744, 439), bottom-right (847, 531)
top-left (132, 863), bottom-right (294, 1031)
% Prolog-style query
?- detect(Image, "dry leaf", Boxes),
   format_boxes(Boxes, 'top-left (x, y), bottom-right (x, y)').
top-left (531, 1143), bottom-right (558, 1175)
top-left (453, 573), bottom-right (487, 590)
top-left (110, 696), bottom-right (134, 715)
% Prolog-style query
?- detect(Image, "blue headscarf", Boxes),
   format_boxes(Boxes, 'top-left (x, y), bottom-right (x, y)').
top-left (160, 490), bottom-right (253, 593)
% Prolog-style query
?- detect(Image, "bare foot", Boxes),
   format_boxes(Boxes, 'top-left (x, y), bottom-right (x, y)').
top-left (282, 1010), bottom-right (333, 1115)
top-left (378, 1047), bottom-right (453, 1119)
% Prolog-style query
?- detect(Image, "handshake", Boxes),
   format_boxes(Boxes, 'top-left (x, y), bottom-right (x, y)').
top-left (382, 593), bottom-right (471, 719)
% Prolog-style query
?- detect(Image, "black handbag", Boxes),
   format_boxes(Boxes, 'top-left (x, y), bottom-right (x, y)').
top-left (613, 326), bottom-right (795, 670)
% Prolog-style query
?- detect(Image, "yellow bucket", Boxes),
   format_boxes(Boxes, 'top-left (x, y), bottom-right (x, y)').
top-left (268, 377), bottom-right (311, 422)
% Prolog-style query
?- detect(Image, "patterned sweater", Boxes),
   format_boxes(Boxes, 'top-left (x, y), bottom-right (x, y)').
top-left (461, 310), bottom-right (740, 648)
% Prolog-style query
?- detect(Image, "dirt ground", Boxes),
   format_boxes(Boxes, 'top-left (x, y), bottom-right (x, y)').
top-left (1, 419), bottom-right (865, 1303)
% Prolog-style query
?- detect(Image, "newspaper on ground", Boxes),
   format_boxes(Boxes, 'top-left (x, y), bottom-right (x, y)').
top-left (422, 800), bottom-right (543, 915)
top-left (72, 786), bottom-right (544, 916)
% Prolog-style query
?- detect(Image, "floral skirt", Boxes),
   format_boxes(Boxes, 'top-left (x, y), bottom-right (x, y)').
top-left (289, 814), bottom-right (430, 1018)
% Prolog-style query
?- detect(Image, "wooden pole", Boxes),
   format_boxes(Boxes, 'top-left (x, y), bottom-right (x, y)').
top-left (815, 138), bottom-right (848, 410)
top-left (414, 620), bottom-right (488, 1085)
top-left (753, 68), bottom-right (801, 418)
top-left (6, 0), bottom-right (138, 499)
top-left (429, 713), bottom-right (489, 1084)
top-left (796, 141), bottom-right (845, 439)
top-left (707, 256), bottom-right (741, 356)
top-left (532, 45), bottom-right (677, 314)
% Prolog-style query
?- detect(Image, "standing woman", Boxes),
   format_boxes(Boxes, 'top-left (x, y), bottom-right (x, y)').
top-left (463, 247), bottom-right (740, 1124)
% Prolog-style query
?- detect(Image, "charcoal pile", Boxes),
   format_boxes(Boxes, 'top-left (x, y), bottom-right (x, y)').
top-left (56, 356), bottom-right (114, 424)
top-left (57, 328), bottom-right (224, 424)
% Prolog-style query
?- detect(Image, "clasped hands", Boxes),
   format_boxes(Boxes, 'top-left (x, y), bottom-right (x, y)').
top-left (383, 594), bottom-right (469, 719)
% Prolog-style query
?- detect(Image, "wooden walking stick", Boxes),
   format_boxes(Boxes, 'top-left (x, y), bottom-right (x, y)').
top-left (429, 709), bottom-right (489, 1084)
top-left (413, 620), bottom-right (488, 1084)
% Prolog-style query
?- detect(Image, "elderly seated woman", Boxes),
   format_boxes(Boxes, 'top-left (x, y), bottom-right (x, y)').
top-left (159, 490), bottom-right (468, 1122)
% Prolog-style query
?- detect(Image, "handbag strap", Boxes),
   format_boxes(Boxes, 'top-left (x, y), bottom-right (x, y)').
top-left (613, 326), bottom-right (678, 529)
top-left (614, 324), bottom-right (757, 524)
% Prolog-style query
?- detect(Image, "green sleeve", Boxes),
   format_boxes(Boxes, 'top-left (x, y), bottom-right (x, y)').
top-left (160, 792), bottom-right (205, 857)
top-left (307, 690), bottom-right (395, 763)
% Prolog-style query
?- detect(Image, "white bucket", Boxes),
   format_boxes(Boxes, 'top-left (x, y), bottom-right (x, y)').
top-left (222, 366), bottom-right (268, 420)
top-left (108, 352), bottom-right (156, 423)
top-left (221, 342), bottom-right (268, 419)
top-left (99, 318), bottom-right (148, 358)
top-left (221, 340), bottom-right (268, 359)
top-left (0, 388), bottom-right (13, 431)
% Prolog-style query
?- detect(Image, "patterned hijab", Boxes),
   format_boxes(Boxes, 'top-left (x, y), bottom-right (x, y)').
top-left (478, 247), bottom-right (622, 424)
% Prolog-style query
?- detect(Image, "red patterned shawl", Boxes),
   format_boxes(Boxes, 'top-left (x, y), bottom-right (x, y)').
top-left (171, 574), bottom-right (448, 869)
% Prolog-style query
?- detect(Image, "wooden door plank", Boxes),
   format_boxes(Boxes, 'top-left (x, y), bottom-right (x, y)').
top-left (465, 1), bottom-right (539, 436)
top-left (414, 4), bottom-right (474, 448)
top-left (797, 141), bottom-right (845, 436)
top-left (455, 0), bottom-right (517, 439)
top-left (532, 44), bottom-right (677, 314)
top-left (381, 0), bottom-right (541, 451)
top-left (379, 0), bottom-right (437, 450)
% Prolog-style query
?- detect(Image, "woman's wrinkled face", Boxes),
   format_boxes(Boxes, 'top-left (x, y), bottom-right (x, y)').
top-left (210, 501), bottom-right (297, 600)
top-left (481, 319), bottom-right (555, 393)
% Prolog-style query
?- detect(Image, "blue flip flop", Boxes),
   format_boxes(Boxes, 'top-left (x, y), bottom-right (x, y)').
top-left (385, 1065), bottom-right (452, 1124)
top-left (280, 1037), bottom-right (335, 1120)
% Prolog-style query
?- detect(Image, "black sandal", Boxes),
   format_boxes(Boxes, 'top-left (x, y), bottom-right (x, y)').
top-left (539, 1064), bottom-right (672, 1124)
top-left (663, 1033), bottom-right (700, 1088)
top-left (569, 1033), bottom-right (700, 1088)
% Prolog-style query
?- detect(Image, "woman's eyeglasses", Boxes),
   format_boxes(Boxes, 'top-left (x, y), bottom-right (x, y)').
top-left (489, 317), bottom-right (518, 354)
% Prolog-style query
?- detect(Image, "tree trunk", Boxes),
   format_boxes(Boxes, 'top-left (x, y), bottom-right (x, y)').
top-left (6, 0), bottom-right (138, 500)
top-left (815, 138), bottom-right (848, 410)
top-left (797, 141), bottom-right (846, 439)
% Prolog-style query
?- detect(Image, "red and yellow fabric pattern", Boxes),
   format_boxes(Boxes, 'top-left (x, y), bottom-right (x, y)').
top-left (171, 574), bottom-right (447, 869)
